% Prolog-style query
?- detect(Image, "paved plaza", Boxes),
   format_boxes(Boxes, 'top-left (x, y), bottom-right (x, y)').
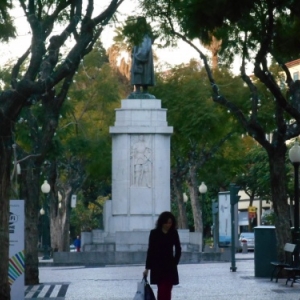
top-left (25, 253), bottom-right (300, 300)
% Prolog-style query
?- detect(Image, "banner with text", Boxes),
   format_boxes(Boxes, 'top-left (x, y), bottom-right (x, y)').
top-left (9, 200), bottom-right (25, 300)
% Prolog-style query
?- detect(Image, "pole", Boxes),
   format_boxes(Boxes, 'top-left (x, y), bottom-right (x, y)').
top-left (42, 194), bottom-right (51, 260)
top-left (229, 183), bottom-right (239, 272)
top-left (212, 200), bottom-right (219, 252)
top-left (294, 163), bottom-right (299, 266)
top-left (230, 202), bottom-right (237, 271)
top-left (202, 193), bottom-right (205, 251)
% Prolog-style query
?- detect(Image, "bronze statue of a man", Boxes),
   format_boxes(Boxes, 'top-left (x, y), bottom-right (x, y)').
top-left (128, 17), bottom-right (155, 99)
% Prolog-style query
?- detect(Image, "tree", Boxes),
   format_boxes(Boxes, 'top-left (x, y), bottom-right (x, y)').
top-left (0, 0), bottom-right (15, 42)
top-left (151, 61), bottom-right (245, 234)
top-left (49, 44), bottom-right (122, 252)
top-left (138, 0), bottom-right (300, 260)
top-left (236, 145), bottom-right (272, 205)
top-left (13, 42), bottom-right (121, 285)
top-left (70, 195), bottom-right (108, 235)
top-left (0, 1), bottom-right (125, 298)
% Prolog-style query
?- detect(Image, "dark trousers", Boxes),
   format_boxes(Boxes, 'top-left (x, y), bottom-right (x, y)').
top-left (157, 279), bottom-right (173, 300)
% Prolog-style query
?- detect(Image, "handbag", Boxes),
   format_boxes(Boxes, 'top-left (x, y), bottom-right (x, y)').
top-left (133, 278), bottom-right (145, 300)
top-left (144, 277), bottom-right (156, 300)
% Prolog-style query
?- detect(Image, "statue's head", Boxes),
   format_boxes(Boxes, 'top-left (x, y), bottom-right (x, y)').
top-left (136, 17), bottom-right (152, 38)
top-left (123, 16), bottom-right (154, 47)
top-left (136, 16), bottom-right (147, 27)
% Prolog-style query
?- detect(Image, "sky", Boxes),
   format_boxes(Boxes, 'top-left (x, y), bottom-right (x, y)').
top-left (0, 0), bottom-right (243, 74)
top-left (0, 1), bottom-right (199, 66)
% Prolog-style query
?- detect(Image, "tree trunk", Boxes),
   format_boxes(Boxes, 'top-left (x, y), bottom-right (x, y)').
top-left (172, 179), bottom-right (188, 229)
top-left (51, 187), bottom-right (72, 252)
top-left (248, 195), bottom-right (255, 231)
top-left (0, 139), bottom-right (13, 300)
top-left (23, 160), bottom-right (41, 285)
top-left (208, 35), bottom-right (222, 70)
top-left (187, 166), bottom-right (203, 233)
top-left (269, 145), bottom-right (292, 261)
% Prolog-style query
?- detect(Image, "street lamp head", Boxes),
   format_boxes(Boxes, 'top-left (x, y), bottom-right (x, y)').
top-left (40, 208), bottom-right (45, 215)
top-left (17, 163), bottom-right (21, 175)
top-left (41, 180), bottom-right (51, 194)
top-left (199, 182), bottom-right (207, 194)
top-left (289, 142), bottom-right (300, 164)
top-left (58, 191), bottom-right (62, 202)
top-left (183, 192), bottom-right (188, 203)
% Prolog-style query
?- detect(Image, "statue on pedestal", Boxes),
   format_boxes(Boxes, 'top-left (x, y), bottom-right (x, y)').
top-left (127, 17), bottom-right (155, 99)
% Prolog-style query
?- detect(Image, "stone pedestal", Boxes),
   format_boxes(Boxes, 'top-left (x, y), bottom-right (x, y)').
top-left (106, 99), bottom-right (173, 233)
top-left (71, 98), bottom-right (204, 264)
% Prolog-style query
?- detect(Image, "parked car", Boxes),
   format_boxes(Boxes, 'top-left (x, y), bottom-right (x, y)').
top-left (70, 244), bottom-right (76, 252)
top-left (239, 232), bottom-right (255, 251)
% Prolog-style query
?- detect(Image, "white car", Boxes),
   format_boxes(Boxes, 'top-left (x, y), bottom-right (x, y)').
top-left (70, 245), bottom-right (76, 252)
top-left (239, 232), bottom-right (255, 251)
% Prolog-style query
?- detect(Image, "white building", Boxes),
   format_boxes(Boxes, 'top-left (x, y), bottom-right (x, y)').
top-left (285, 59), bottom-right (300, 81)
top-left (237, 190), bottom-right (272, 232)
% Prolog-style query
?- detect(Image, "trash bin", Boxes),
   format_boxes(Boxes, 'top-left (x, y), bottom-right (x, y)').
top-left (254, 226), bottom-right (277, 277)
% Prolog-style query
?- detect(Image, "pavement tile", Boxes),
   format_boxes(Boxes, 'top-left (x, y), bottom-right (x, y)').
top-left (35, 256), bottom-right (300, 300)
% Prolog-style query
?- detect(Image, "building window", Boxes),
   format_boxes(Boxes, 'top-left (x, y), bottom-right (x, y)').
top-left (293, 71), bottom-right (299, 81)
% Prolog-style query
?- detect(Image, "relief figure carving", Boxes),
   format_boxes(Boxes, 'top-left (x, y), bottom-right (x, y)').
top-left (131, 135), bottom-right (152, 187)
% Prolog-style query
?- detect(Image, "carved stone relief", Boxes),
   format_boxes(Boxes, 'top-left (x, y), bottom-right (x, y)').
top-left (130, 134), bottom-right (152, 187)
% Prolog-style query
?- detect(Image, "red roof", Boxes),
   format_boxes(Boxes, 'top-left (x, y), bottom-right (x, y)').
top-left (285, 59), bottom-right (300, 68)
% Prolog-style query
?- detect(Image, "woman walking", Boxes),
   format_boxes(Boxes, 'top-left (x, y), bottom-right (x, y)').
top-left (143, 211), bottom-right (182, 300)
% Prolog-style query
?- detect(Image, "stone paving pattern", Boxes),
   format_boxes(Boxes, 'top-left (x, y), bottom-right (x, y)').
top-left (35, 253), bottom-right (300, 300)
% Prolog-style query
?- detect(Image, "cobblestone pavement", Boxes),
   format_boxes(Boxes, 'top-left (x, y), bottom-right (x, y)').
top-left (26, 255), bottom-right (300, 300)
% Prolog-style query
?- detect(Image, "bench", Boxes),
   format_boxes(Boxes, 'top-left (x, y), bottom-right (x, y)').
top-left (270, 243), bottom-right (296, 283)
top-left (284, 266), bottom-right (300, 287)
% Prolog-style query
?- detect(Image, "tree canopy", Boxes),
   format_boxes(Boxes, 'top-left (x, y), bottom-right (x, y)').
top-left (0, 1), bottom-right (125, 298)
top-left (0, 0), bottom-right (15, 41)
top-left (135, 0), bottom-right (300, 260)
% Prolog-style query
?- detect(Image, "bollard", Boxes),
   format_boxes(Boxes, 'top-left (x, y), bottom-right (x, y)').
top-left (242, 241), bottom-right (248, 253)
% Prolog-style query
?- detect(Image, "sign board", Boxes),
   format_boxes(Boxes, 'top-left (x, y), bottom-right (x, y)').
top-left (248, 206), bottom-right (257, 212)
top-left (218, 192), bottom-right (238, 247)
top-left (248, 206), bottom-right (257, 219)
top-left (9, 200), bottom-right (25, 300)
top-left (218, 192), bottom-right (231, 247)
top-left (71, 194), bottom-right (77, 208)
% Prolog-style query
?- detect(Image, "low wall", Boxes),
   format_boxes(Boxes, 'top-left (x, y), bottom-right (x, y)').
top-left (82, 229), bottom-right (202, 253)
top-left (53, 250), bottom-right (230, 266)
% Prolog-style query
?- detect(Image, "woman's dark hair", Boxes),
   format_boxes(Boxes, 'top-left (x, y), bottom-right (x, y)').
top-left (155, 211), bottom-right (177, 231)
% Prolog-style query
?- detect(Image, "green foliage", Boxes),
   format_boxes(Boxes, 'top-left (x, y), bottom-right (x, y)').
top-left (261, 209), bottom-right (275, 225)
top-left (121, 16), bottom-right (155, 47)
top-left (236, 144), bottom-right (271, 201)
top-left (0, 0), bottom-right (15, 42)
top-left (272, 10), bottom-right (300, 62)
top-left (134, 0), bottom-right (299, 254)
top-left (235, 142), bottom-right (295, 203)
top-left (153, 61), bottom-right (247, 162)
top-left (70, 195), bottom-right (107, 234)
top-left (0, 65), bottom-right (12, 90)
top-left (154, 62), bottom-right (236, 146)
top-left (153, 61), bottom-right (249, 230)
top-left (55, 43), bottom-right (122, 188)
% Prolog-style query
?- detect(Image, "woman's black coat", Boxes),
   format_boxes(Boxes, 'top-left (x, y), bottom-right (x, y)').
top-left (145, 228), bottom-right (181, 285)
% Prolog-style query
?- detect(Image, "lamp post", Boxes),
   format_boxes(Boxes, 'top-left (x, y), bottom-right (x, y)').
top-left (199, 182), bottom-right (207, 215)
top-left (199, 182), bottom-right (207, 250)
top-left (183, 192), bottom-right (188, 204)
top-left (58, 191), bottom-right (62, 209)
top-left (199, 182), bottom-right (207, 195)
top-left (41, 180), bottom-right (51, 260)
top-left (289, 142), bottom-right (300, 266)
